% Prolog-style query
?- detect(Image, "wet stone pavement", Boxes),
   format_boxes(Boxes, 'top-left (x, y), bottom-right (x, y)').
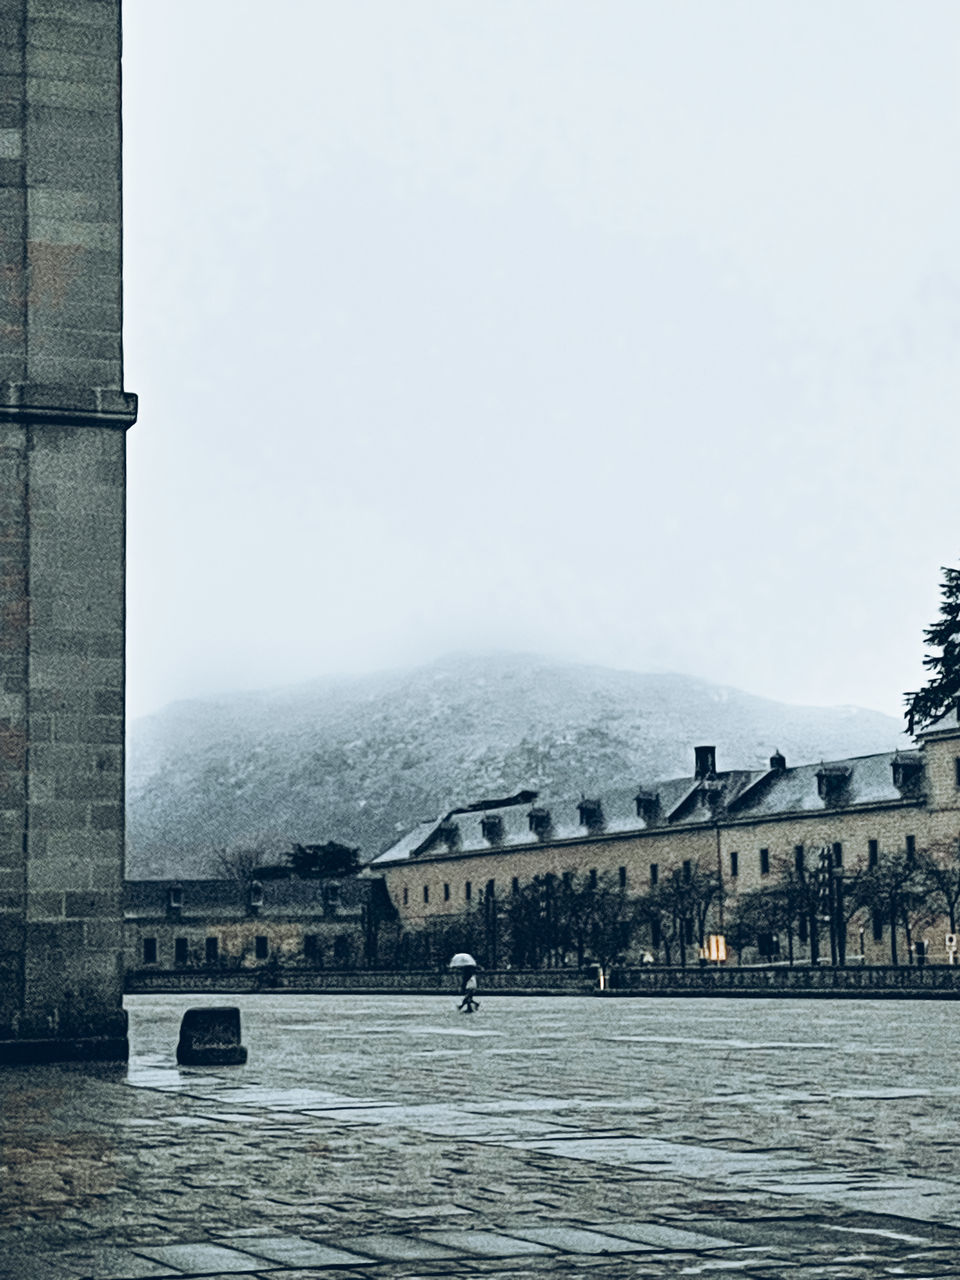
top-left (3, 995), bottom-right (960, 1278)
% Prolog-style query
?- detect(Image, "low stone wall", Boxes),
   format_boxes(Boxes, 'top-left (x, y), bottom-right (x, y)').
top-left (606, 963), bottom-right (960, 998)
top-left (124, 968), bottom-right (595, 996)
top-left (125, 964), bottom-right (960, 998)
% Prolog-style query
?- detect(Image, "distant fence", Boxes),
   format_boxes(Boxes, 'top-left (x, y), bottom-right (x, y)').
top-left (606, 963), bottom-right (960, 998)
top-left (124, 967), bottom-right (595, 996)
top-left (125, 964), bottom-right (960, 999)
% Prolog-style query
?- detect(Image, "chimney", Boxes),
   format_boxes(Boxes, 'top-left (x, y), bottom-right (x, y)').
top-left (769, 750), bottom-right (786, 773)
top-left (694, 745), bottom-right (716, 780)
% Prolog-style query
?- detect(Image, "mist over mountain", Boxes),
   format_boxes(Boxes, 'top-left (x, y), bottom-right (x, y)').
top-left (126, 652), bottom-right (908, 878)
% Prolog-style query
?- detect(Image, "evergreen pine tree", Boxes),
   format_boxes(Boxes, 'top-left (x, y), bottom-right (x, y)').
top-left (905, 563), bottom-right (960, 732)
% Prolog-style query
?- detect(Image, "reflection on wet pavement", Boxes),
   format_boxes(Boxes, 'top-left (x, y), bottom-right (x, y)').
top-left (5, 994), bottom-right (960, 1277)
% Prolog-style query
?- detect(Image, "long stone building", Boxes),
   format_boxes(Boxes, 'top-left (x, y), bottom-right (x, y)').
top-left (369, 710), bottom-right (960, 967)
top-left (123, 875), bottom-right (396, 974)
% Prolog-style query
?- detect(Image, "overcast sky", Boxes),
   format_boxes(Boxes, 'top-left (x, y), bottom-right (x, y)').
top-left (121, 1), bottom-right (960, 723)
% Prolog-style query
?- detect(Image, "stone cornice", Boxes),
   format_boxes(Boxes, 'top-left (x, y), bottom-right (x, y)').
top-left (0, 382), bottom-right (138, 430)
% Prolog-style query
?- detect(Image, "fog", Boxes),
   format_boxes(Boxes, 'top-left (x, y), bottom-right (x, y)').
top-left (122, 1), bottom-right (960, 721)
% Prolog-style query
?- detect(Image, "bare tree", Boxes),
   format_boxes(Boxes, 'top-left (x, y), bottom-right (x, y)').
top-left (920, 838), bottom-right (960, 933)
top-left (214, 845), bottom-right (269, 887)
top-left (646, 861), bottom-right (719, 967)
top-left (862, 850), bottom-right (929, 966)
top-left (555, 872), bottom-right (636, 970)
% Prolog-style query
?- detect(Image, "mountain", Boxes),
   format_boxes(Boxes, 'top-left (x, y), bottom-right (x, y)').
top-left (125, 652), bottom-right (908, 878)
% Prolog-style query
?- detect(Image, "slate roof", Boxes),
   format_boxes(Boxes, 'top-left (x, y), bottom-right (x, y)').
top-left (916, 705), bottom-right (960, 738)
top-left (369, 747), bottom-right (926, 867)
top-left (123, 876), bottom-right (366, 916)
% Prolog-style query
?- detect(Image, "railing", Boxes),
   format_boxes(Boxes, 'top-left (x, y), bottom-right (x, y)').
top-left (124, 964), bottom-right (960, 998)
top-left (124, 967), bottom-right (595, 995)
top-left (607, 963), bottom-right (960, 996)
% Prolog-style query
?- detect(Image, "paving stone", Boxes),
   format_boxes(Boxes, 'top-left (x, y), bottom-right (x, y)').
top-left (381, 1202), bottom-right (470, 1219)
top-left (132, 1242), bottom-right (273, 1273)
top-left (422, 1229), bottom-right (557, 1257)
top-left (0, 1259), bottom-right (77, 1280)
top-left (504, 1225), bottom-right (656, 1254)
top-left (230, 1236), bottom-right (374, 1267)
top-left (49, 1246), bottom-right (177, 1278)
top-left (337, 1233), bottom-right (462, 1261)
top-left (595, 1221), bottom-right (740, 1250)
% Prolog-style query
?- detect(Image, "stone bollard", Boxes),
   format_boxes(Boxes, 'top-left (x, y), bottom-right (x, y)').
top-left (176, 1007), bottom-right (248, 1066)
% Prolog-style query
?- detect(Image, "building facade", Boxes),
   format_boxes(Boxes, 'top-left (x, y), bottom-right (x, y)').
top-left (123, 875), bottom-right (396, 974)
top-left (369, 712), bottom-right (960, 967)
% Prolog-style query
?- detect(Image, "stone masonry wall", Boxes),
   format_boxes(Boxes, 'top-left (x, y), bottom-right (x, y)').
top-left (0, 0), bottom-right (133, 1057)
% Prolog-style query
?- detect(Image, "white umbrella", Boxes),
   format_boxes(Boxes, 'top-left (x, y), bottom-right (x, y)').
top-left (448, 953), bottom-right (477, 969)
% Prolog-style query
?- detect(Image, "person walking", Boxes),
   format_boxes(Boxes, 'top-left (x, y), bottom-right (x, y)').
top-left (457, 966), bottom-right (479, 1013)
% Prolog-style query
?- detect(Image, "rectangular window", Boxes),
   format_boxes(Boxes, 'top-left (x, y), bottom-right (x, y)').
top-left (402, 886), bottom-right (408, 906)
top-left (868, 839), bottom-right (879, 868)
top-left (205, 936), bottom-right (218, 964)
top-left (174, 937), bottom-right (188, 965)
top-left (304, 934), bottom-right (319, 962)
top-left (682, 860), bottom-right (691, 883)
top-left (143, 937), bottom-right (157, 965)
top-left (619, 865), bottom-right (627, 889)
top-left (443, 882), bottom-right (450, 901)
top-left (512, 876), bottom-right (519, 896)
top-left (794, 845), bottom-right (804, 875)
top-left (255, 935), bottom-right (268, 960)
top-left (685, 918), bottom-right (694, 945)
top-left (651, 918), bottom-right (661, 948)
top-left (729, 850), bottom-right (739, 877)
top-left (465, 881), bottom-right (472, 902)
top-left (486, 878), bottom-right (495, 899)
top-left (872, 909), bottom-right (883, 942)
top-left (759, 848), bottom-right (770, 876)
top-left (650, 863), bottom-right (659, 886)
top-left (798, 914), bottom-right (808, 943)
top-left (955, 756), bottom-right (960, 787)
top-left (905, 834), bottom-right (916, 859)
top-left (589, 868), bottom-right (598, 890)
top-left (562, 871), bottom-right (573, 890)
top-left (833, 841), bottom-right (843, 868)
top-left (423, 885), bottom-right (429, 904)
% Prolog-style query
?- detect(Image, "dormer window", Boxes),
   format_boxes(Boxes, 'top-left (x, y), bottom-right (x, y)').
top-left (816, 765), bottom-right (851, 804)
top-left (892, 754), bottom-right (923, 793)
top-left (168, 884), bottom-right (183, 910)
top-left (438, 821), bottom-right (460, 851)
top-left (699, 781), bottom-right (723, 810)
top-left (481, 814), bottom-right (504, 844)
top-left (577, 799), bottom-right (604, 831)
top-left (635, 790), bottom-right (659, 823)
top-left (528, 807), bottom-right (552, 838)
top-left (248, 880), bottom-right (264, 911)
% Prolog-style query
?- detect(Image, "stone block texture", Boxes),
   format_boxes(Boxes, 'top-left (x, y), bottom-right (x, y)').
top-left (0, 0), bottom-right (135, 1060)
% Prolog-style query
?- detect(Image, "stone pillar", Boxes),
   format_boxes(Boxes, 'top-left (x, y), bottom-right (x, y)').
top-left (0, 0), bottom-right (136, 1062)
